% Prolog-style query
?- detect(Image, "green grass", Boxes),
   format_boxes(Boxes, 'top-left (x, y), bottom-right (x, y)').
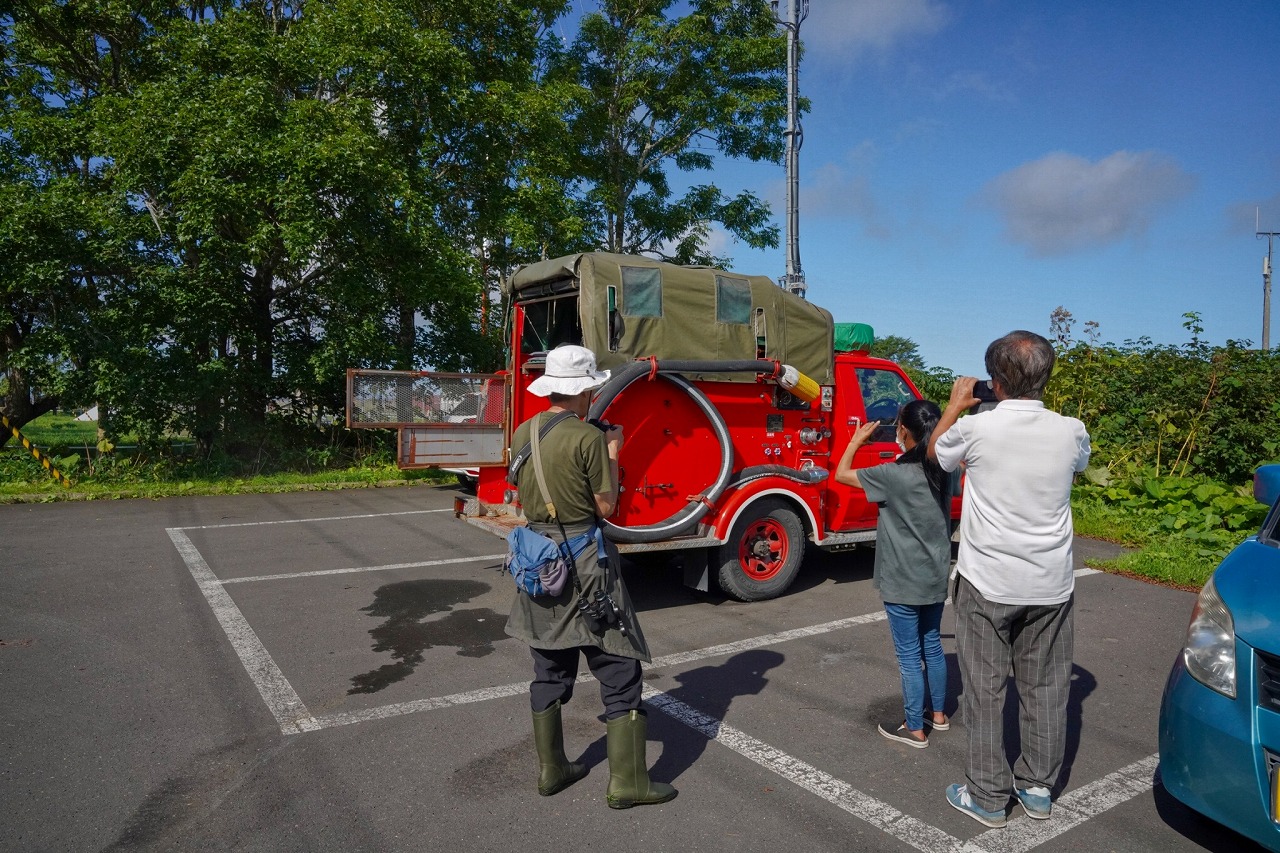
top-left (0, 425), bottom-right (1250, 591)
top-left (0, 455), bottom-right (456, 500)
top-left (7, 412), bottom-right (128, 448)
top-left (1092, 536), bottom-right (1240, 591)
top-left (0, 423), bottom-right (457, 500)
top-left (1071, 496), bottom-right (1146, 547)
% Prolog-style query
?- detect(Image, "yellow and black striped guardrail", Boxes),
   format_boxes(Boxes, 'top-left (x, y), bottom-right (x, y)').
top-left (1, 413), bottom-right (73, 489)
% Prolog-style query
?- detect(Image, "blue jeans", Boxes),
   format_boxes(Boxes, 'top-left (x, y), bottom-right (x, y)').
top-left (884, 601), bottom-right (947, 732)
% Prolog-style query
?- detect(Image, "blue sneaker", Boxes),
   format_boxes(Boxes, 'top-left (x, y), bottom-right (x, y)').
top-left (1016, 786), bottom-right (1052, 819)
top-left (946, 783), bottom-right (1007, 828)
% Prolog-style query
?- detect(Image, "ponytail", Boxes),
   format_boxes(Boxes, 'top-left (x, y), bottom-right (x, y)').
top-left (894, 400), bottom-right (949, 516)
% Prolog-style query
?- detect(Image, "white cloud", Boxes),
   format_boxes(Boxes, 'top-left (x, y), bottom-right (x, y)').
top-left (701, 225), bottom-right (735, 259)
top-left (982, 150), bottom-right (1195, 256)
top-left (802, 0), bottom-right (948, 60)
top-left (933, 70), bottom-right (1016, 104)
top-left (1226, 191), bottom-right (1280, 236)
top-left (761, 149), bottom-right (897, 240)
top-left (802, 162), bottom-right (893, 239)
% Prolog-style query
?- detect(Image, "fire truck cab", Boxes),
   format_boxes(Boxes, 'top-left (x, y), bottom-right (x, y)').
top-left (348, 252), bottom-right (957, 601)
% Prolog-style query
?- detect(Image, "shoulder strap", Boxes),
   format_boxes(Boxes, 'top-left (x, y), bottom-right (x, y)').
top-left (528, 412), bottom-right (592, 599)
top-left (509, 410), bottom-right (576, 482)
top-left (530, 412), bottom-right (559, 520)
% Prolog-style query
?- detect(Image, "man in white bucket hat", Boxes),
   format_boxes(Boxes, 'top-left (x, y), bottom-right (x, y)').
top-left (505, 344), bottom-right (676, 809)
top-left (526, 343), bottom-right (611, 397)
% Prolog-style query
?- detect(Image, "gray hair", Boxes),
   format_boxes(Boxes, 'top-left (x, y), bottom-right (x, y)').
top-left (985, 330), bottom-right (1055, 399)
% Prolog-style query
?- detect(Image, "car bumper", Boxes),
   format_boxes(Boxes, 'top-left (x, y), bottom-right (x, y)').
top-left (1158, 645), bottom-right (1280, 850)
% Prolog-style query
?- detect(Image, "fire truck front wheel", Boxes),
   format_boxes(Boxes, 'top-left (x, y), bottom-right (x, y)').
top-left (716, 499), bottom-right (805, 602)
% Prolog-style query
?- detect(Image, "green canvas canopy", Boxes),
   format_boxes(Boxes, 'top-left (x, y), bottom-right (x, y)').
top-left (507, 253), bottom-right (834, 385)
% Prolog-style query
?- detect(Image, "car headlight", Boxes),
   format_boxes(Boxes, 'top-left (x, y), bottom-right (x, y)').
top-left (1183, 576), bottom-right (1237, 698)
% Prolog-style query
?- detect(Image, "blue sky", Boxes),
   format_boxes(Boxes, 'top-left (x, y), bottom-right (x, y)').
top-left (567, 1), bottom-right (1280, 376)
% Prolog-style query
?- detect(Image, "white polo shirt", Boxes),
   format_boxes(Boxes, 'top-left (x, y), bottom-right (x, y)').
top-left (934, 399), bottom-right (1091, 605)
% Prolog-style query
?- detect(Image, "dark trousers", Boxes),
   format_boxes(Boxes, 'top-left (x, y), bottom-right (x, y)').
top-left (529, 646), bottom-right (643, 720)
top-left (954, 574), bottom-right (1075, 811)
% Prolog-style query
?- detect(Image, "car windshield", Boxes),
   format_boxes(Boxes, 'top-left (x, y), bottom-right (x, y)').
top-left (857, 368), bottom-right (917, 443)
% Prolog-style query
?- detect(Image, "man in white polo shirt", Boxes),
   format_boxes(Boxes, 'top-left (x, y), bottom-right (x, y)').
top-left (928, 330), bottom-right (1091, 828)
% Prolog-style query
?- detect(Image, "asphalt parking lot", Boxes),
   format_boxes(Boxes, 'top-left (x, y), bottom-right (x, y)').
top-left (0, 484), bottom-right (1266, 851)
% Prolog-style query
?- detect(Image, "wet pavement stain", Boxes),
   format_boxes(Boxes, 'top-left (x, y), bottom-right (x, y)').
top-left (450, 740), bottom-right (531, 798)
top-left (452, 717), bottom-right (603, 799)
top-left (349, 578), bottom-right (509, 694)
top-left (103, 734), bottom-right (290, 851)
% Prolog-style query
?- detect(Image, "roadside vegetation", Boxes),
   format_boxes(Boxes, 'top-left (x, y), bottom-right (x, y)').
top-left (1, 415), bottom-right (450, 501)
top-left (9, 309), bottom-right (1279, 593)
top-left (1049, 309), bottom-right (1279, 588)
top-left (874, 311), bottom-right (1280, 590)
top-left (2, 0), bottom-right (786, 455)
top-left (4, 3), bottom-right (1276, 591)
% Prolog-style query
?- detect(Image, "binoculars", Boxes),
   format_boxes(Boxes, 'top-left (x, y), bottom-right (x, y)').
top-left (578, 589), bottom-right (627, 636)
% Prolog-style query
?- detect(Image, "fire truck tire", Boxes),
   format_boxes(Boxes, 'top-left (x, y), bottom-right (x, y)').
top-left (716, 498), bottom-right (805, 602)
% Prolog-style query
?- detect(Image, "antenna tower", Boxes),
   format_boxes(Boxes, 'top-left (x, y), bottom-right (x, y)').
top-left (773, 0), bottom-right (808, 298)
top-left (1258, 208), bottom-right (1278, 350)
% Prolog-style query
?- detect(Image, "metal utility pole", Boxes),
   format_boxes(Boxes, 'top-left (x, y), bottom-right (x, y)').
top-left (1258, 208), bottom-right (1277, 350)
top-left (773, 0), bottom-right (808, 299)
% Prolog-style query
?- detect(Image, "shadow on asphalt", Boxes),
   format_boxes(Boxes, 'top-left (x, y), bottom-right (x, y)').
top-left (1151, 782), bottom-right (1270, 852)
top-left (619, 542), bottom-right (877, 612)
top-left (572, 649), bottom-right (786, 783)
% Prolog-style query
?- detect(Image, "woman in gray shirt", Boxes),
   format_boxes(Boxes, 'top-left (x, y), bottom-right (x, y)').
top-left (835, 400), bottom-right (952, 747)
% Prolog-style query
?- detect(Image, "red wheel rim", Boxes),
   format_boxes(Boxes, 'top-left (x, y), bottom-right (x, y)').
top-left (737, 517), bottom-right (789, 581)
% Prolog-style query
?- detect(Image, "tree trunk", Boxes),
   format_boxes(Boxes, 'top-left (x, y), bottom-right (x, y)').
top-left (0, 366), bottom-right (59, 451)
top-left (246, 266), bottom-right (275, 431)
top-left (397, 299), bottom-right (416, 370)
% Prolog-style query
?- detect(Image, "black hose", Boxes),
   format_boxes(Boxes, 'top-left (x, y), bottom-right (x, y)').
top-left (591, 359), bottom-right (781, 414)
top-left (727, 465), bottom-right (829, 488)
top-left (589, 360), bottom-right (778, 543)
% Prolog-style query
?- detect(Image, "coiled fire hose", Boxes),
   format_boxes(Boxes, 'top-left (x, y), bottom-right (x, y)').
top-left (587, 359), bottom-right (819, 544)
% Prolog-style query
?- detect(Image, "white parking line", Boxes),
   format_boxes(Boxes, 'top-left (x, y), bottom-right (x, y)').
top-left (289, 569), bottom-right (1101, 731)
top-left (169, 512), bottom-right (1140, 850)
top-left (645, 685), bottom-right (960, 851)
top-left (644, 685), bottom-right (1158, 853)
top-left (167, 528), bottom-right (319, 734)
top-left (221, 553), bottom-right (506, 584)
top-left (967, 754), bottom-right (1159, 853)
top-left (174, 509), bottom-right (452, 530)
top-left (314, 683), bottom-right (532, 728)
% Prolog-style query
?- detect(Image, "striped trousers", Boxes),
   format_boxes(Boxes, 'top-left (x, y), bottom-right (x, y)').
top-left (954, 573), bottom-right (1075, 812)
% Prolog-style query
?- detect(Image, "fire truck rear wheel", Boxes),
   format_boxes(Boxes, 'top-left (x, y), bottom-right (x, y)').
top-left (716, 498), bottom-right (805, 602)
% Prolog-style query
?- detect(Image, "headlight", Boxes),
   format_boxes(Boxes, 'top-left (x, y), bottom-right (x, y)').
top-left (1182, 576), bottom-right (1236, 698)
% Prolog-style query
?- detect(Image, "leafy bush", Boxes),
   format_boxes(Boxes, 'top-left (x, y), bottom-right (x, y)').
top-left (1046, 311), bottom-right (1280, 485)
top-left (1076, 469), bottom-right (1266, 558)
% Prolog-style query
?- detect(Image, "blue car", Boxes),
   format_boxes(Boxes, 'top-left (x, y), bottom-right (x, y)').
top-left (1159, 464), bottom-right (1280, 851)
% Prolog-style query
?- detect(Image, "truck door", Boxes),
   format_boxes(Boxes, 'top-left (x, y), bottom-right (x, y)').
top-left (827, 361), bottom-right (919, 531)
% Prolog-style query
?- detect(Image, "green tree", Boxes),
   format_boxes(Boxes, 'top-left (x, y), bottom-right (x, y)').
top-left (0, 1), bottom-right (159, 448)
top-left (865, 334), bottom-right (955, 405)
top-left (563, 0), bottom-right (788, 266)
top-left (3, 0), bottom-right (570, 452)
top-left (869, 334), bottom-right (926, 371)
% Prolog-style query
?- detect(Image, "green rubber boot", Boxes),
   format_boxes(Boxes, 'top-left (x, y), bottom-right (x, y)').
top-left (605, 709), bottom-right (678, 809)
top-left (532, 701), bottom-right (587, 796)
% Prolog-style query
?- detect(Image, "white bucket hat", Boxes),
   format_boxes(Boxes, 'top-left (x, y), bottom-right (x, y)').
top-left (527, 345), bottom-right (611, 397)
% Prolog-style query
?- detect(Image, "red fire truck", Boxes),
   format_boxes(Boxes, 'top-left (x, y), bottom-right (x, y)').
top-left (347, 252), bottom-right (958, 601)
